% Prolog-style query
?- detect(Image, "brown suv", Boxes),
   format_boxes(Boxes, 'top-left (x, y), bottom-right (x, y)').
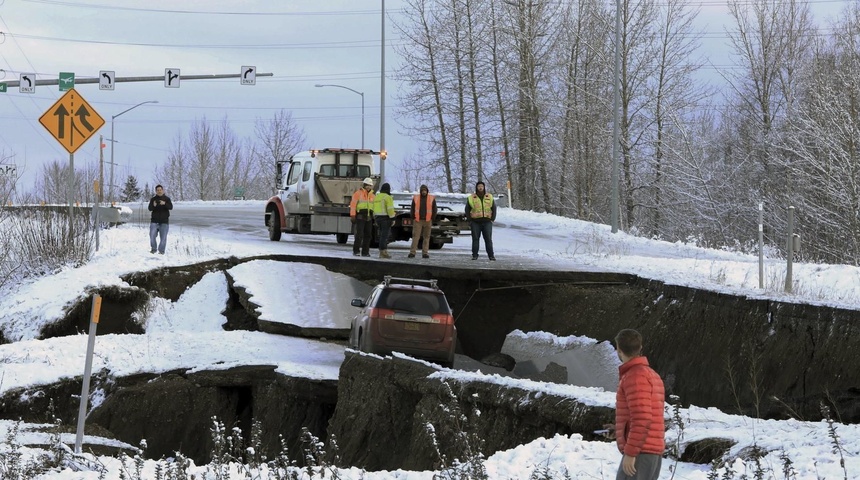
top-left (349, 276), bottom-right (456, 368)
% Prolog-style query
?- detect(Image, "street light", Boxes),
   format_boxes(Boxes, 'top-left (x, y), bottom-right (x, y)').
top-left (315, 84), bottom-right (364, 148)
top-left (110, 100), bottom-right (158, 203)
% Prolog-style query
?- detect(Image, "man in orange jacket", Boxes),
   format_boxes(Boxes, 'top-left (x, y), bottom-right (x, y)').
top-left (350, 178), bottom-right (375, 257)
top-left (408, 184), bottom-right (436, 259)
top-left (612, 329), bottom-right (665, 480)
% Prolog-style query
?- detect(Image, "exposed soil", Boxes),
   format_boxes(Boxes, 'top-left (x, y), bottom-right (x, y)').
top-left (7, 254), bottom-right (860, 467)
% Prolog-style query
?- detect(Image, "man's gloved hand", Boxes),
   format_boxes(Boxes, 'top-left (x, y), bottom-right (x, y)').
top-left (351, 217), bottom-right (356, 224)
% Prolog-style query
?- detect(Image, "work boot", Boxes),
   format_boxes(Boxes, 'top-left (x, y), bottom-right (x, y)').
top-left (422, 253), bottom-right (430, 259)
top-left (382, 250), bottom-right (391, 259)
top-left (407, 253), bottom-right (415, 258)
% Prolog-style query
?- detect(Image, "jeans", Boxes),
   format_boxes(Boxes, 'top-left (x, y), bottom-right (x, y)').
top-left (470, 220), bottom-right (494, 257)
top-left (376, 216), bottom-right (392, 251)
top-left (149, 222), bottom-right (169, 253)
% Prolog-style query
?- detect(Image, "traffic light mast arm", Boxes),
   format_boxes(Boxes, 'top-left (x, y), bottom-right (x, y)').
top-left (1, 72), bottom-right (274, 87)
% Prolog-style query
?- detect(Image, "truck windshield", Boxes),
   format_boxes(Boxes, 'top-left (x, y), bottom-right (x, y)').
top-left (319, 164), bottom-right (371, 178)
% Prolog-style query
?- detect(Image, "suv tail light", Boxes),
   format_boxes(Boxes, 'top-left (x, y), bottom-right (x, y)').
top-left (431, 313), bottom-right (454, 325)
top-left (369, 307), bottom-right (396, 320)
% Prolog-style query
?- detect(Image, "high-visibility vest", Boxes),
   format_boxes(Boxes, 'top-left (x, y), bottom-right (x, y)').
top-left (412, 193), bottom-right (435, 221)
top-left (350, 188), bottom-right (375, 216)
top-left (373, 192), bottom-right (395, 217)
top-left (468, 193), bottom-right (494, 219)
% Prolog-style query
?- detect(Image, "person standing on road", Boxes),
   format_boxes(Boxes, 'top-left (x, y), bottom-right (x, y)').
top-left (609, 329), bottom-right (665, 480)
top-left (148, 184), bottom-right (173, 255)
top-left (350, 177), bottom-right (375, 257)
top-left (408, 184), bottom-right (436, 259)
top-left (465, 181), bottom-right (496, 261)
top-left (373, 182), bottom-right (396, 259)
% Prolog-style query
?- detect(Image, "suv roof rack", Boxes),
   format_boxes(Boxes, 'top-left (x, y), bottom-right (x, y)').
top-left (383, 275), bottom-right (439, 290)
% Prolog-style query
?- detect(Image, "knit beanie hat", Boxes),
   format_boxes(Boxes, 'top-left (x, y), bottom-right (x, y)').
top-left (380, 183), bottom-right (391, 194)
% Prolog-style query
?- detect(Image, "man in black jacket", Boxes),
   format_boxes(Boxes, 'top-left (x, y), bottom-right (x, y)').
top-left (148, 184), bottom-right (173, 254)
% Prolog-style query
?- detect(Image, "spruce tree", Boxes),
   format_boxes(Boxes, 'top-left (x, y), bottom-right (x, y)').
top-left (121, 175), bottom-right (142, 202)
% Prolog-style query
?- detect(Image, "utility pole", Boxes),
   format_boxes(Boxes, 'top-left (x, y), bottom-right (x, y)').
top-left (379, 0), bottom-right (386, 184)
top-left (610, 0), bottom-right (621, 233)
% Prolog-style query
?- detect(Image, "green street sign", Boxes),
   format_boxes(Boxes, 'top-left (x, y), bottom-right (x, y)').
top-left (59, 72), bottom-right (75, 91)
top-left (0, 83), bottom-right (6, 93)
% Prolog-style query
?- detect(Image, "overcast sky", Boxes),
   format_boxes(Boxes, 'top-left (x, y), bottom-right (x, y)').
top-left (0, 0), bottom-right (849, 193)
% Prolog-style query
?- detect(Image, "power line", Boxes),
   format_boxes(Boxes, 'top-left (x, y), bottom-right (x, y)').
top-left (21, 0), bottom-right (398, 16)
top-left (4, 32), bottom-right (389, 50)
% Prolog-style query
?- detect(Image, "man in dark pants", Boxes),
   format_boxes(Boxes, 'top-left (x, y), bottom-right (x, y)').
top-left (148, 184), bottom-right (173, 254)
top-left (373, 182), bottom-right (396, 259)
top-left (350, 177), bottom-right (375, 257)
top-left (465, 181), bottom-right (496, 261)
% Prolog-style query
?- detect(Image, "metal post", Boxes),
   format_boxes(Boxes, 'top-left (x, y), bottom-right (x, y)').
top-left (610, 0), bottom-right (622, 233)
top-left (758, 202), bottom-right (763, 289)
top-left (110, 100), bottom-right (159, 203)
top-left (314, 84), bottom-right (364, 148)
top-left (109, 120), bottom-right (114, 203)
top-left (68, 153), bottom-right (74, 238)
top-left (784, 206), bottom-right (795, 293)
top-left (379, 0), bottom-right (386, 185)
top-left (75, 294), bottom-right (102, 454)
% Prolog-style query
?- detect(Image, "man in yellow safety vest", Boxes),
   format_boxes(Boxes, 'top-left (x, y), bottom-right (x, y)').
top-left (465, 181), bottom-right (496, 261)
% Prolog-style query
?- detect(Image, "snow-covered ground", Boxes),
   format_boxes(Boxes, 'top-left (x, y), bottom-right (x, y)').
top-left (0, 201), bottom-right (858, 479)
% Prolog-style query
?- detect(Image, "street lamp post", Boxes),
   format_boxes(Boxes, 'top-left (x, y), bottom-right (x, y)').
top-left (315, 84), bottom-right (364, 149)
top-left (110, 100), bottom-right (158, 203)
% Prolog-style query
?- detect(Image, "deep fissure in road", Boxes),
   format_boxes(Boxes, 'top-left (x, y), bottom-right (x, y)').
top-left (7, 255), bottom-right (860, 468)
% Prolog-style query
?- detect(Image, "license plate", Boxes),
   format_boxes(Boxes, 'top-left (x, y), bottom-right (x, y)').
top-left (403, 323), bottom-right (420, 331)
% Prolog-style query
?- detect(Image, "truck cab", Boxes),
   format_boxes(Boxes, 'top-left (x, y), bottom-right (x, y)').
top-left (266, 148), bottom-right (378, 243)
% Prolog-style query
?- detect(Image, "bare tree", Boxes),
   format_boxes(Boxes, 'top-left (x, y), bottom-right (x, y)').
top-left (156, 132), bottom-right (188, 200)
top-left (640, 0), bottom-right (707, 236)
top-left (212, 116), bottom-right (242, 200)
top-left (723, 0), bottom-right (814, 235)
top-left (32, 159), bottom-right (94, 204)
top-left (188, 118), bottom-right (215, 200)
top-left (553, 0), bottom-right (613, 221)
top-left (253, 110), bottom-right (306, 198)
top-left (394, 0), bottom-right (456, 190)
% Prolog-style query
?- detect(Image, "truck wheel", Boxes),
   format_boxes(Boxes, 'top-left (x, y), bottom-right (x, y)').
top-left (336, 233), bottom-right (349, 244)
top-left (267, 212), bottom-right (282, 241)
top-left (429, 240), bottom-right (444, 250)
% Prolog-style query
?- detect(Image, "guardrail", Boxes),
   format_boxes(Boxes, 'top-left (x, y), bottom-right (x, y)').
top-left (1, 205), bottom-right (129, 224)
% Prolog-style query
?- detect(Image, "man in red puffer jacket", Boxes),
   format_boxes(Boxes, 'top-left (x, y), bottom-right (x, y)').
top-left (613, 329), bottom-right (665, 480)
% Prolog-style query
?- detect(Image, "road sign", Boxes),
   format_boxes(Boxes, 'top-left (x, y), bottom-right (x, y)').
top-left (19, 73), bottom-right (35, 93)
top-left (165, 68), bottom-right (180, 88)
top-left (0, 164), bottom-right (17, 177)
top-left (38, 89), bottom-right (105, 154)
top-left (59, 72), bottom-right (75, 91)
top-left (241, 66), bottom-right (256, 85)
top-left (99, 71), bottom-right (115, 90)
top-left (0, 83), bottom-right (6, 93)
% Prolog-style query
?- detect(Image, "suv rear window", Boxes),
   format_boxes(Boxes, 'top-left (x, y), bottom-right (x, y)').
top-left (378, 290), bottom-right (448, 315)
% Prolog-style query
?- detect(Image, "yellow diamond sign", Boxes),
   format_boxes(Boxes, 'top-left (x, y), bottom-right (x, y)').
top-left (39, 88), bottom-right (105, 154)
